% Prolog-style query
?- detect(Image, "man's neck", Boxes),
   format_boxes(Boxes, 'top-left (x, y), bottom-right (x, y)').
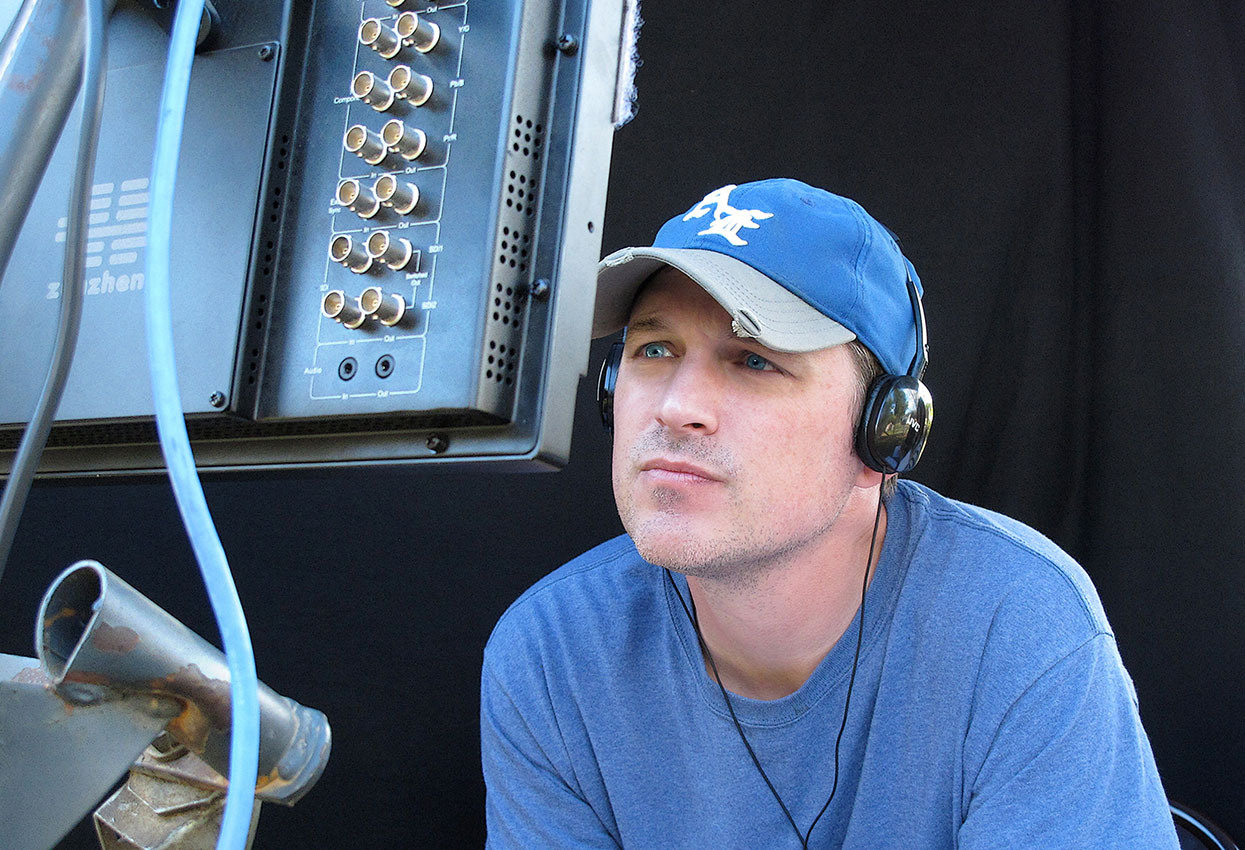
top-left (685, 491), bottom-right (887, 701)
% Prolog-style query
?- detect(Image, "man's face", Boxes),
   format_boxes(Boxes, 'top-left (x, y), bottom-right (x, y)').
top-left (611, 267), bottom-right (871, 581)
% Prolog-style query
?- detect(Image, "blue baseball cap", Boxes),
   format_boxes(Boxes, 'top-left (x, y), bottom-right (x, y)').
top-left (594, 179), bottom-right (923, 376)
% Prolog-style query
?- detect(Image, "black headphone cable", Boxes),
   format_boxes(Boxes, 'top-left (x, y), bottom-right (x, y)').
top-left (666, 478), bottom-right (889, 849)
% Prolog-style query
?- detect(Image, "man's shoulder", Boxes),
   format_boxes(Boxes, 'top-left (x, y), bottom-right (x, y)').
top-left (896, 480), bottom-right (1112, 638)
top-left (893, 483), bottom-right (1135, 742)
top-left (506, 533), bottom-right (648, 611)
top-left (899, 480), bottom-right (1075, 565)
top-left (484, 534), bottom-right (655, 658)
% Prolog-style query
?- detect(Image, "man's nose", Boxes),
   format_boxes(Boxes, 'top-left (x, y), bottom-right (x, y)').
top-left (655, 357), bottom-right (720, 434)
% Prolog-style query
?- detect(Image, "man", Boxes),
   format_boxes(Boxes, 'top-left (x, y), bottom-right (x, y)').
top-left (481, 179), bottom-right (1177, 848)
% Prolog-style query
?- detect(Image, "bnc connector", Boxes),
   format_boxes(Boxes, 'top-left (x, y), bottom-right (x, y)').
top-left (322, 290), bottom-right (367, 329)
top-left (366, 230), bottom-right (414, 271)
top-left (374, 175), bottom-right (419, 215)
top-left (337, 179), bottom-right (381, 219)
top-left (344, 124), bottom-right (388, 166)
top-left (387, 65), bottom-right (433, 106)
top-left (382, 120), bottom-right (427, 161)
top-left (396, 12), bottom-right (439, 53)
top-left (329, 234), bottom-right (373, 274)
top-left (353, 71), bottom-right (395, 112)
top-left (360, 286), bottom-right (407, 326)
top-left (359, 18), bottom-right (403, 59)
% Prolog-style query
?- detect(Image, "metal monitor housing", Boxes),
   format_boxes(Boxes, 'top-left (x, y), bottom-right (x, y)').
top-left (0, 0), bottom-right (627, 476)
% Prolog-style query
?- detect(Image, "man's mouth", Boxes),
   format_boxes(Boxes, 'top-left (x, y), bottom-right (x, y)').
top-left (638, 457), bottom-right (724, 483)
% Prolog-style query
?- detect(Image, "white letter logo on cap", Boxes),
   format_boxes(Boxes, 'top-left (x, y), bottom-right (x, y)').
top-left (683, 184), bottom-right (773, 246)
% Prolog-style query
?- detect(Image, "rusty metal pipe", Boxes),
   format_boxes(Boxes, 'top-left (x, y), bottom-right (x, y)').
top-left (37, 561), bottom-right (331, 805)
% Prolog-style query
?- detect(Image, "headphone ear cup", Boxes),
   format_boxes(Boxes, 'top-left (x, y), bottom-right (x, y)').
top-left (856, 374), bottom-right (934, 474)
top-left (597, 342), bottom-right (625, 431)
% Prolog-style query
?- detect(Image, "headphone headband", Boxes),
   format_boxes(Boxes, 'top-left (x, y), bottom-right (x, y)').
top-left (905, 270), bottom-right (929, 381)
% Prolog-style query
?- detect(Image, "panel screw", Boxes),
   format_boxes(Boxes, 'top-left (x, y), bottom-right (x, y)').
top-left (555, 34), bottom-right (578, 55)
top-left (530, 279), bottom-right (551, 301)
top-left (209, 392), bottom-right (227, 408)
top-left (258, 44), bottom-right (275, 61)
top-left (426, 433), bottom-right (449, 454)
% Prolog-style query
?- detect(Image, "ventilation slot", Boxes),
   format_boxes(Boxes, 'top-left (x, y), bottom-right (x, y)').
top-left (244, 134), bottom-right (291, 389)
top-left (484, 338), bottom-right (519, 388)
top-left (509, 113), bottom-right (544, 164)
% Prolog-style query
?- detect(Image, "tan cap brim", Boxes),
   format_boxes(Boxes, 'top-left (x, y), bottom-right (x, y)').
top-left (594, 247), bottom-right (856, 353)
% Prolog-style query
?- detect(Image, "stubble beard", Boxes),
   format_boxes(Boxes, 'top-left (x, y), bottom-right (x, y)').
top-left (615, 429), bottom-right (852, 593)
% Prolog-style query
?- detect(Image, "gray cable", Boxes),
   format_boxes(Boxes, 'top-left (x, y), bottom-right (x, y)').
top-left (0, 0), bottom-right (108, 584)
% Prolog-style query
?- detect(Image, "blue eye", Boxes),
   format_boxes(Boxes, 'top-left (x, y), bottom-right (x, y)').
top-left (743, 352), bottom-right (772, 371)
top-left (641, 342), bottom-right (670, 358)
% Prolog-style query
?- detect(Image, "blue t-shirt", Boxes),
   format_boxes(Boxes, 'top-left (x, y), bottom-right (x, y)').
top-left (482, 481), bottom-right (1177, 848)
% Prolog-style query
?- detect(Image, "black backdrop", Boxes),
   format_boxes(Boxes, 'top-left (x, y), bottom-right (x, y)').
top-left (3, 1), bottom-right (1241, 846)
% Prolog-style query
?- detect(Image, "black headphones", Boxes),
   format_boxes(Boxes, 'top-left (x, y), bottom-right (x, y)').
top-left (597, 273), bottom-right (932, 475)
top-left (596, 338), bottom-right (625, 431)
top-left (853, 271), bottom-right (932, 474)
